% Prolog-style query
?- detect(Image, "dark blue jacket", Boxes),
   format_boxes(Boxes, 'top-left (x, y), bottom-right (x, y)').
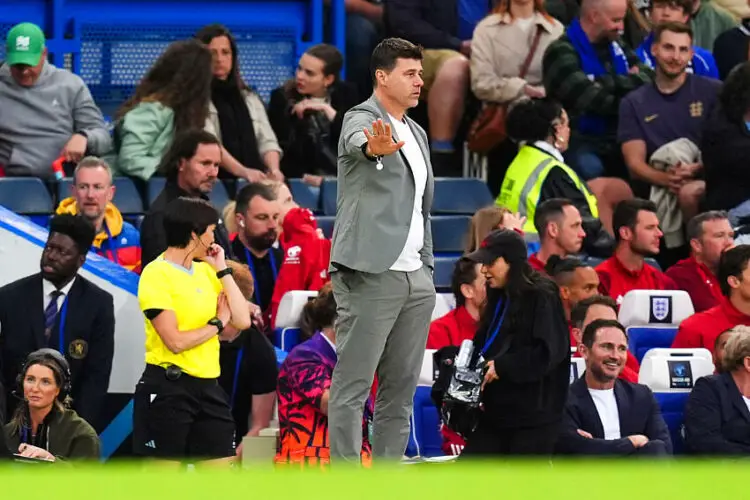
top-left (557, 376), bottom-right (672, 455)
top-left (684, 372), bottom-right (750, 455)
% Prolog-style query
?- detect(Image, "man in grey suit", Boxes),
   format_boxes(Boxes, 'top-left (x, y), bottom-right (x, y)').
top-left (328, 38), bottom-right (436, 462)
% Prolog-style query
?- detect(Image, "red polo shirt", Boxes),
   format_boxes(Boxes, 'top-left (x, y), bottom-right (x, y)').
top-left (529, 253), bottom-right (546, 273)
top-left (672, 298), bottom-right (750, 353)
top-left (665, 257), bottom-right (723, 313)
top-left (596, 255), bottom-right (677, 305)
top-left (426, 306), bottom-right (478, 350)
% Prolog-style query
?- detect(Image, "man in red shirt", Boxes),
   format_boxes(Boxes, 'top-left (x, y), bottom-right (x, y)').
top-left (528, 199), bottom-right (586, 273)
top-left (426, 256), bottom-right (485, 456)
top-left (596, 199), bottom-right (676, 305)
top-left (672, 245), bottom-right (750, 353)
top-left (666, 211), bottom-right (734, 313)
top-left (427, 256), bottom-right (485, 349)
top-left (570, 295), bottom-right (641, 383)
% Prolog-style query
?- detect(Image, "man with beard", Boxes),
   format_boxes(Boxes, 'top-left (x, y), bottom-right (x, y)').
top-left (543, 0), bottom-right (653, 180)
top-left (635, 0), bottom-right (718, 78)
top-left (140, 129), bottom-right (233, 267)
top-left (596, 199), bottom-right (677, 305)
top-left (619, 22), bottom-right (720, 220)
top-left (230, 182), bottom-right (283, 321)
top-left (55, 157), bottom-right (142, 272)
top-left (0, 215), bottom-right (115, 429)
top-left (556, 319), bottom-right (672, 456)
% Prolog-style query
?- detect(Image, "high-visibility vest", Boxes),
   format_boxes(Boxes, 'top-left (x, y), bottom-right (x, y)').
top-left (496, 145), bottom-right (599, 234)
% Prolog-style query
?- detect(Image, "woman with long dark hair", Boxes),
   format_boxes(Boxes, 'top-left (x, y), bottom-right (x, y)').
top-left (113, 40), bottom-right (214, 181)
top-left (196, 24), bottom-right (284, 183)
top-left (268, 44), bottom-right (359, 185)
top-left (4, 349), bottom-right (99, 461)
top-left (462, 229), bottom-right (570, 456)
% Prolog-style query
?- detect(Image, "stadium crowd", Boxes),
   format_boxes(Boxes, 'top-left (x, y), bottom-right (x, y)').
top-left (2, 0), bottom-right (750, 464)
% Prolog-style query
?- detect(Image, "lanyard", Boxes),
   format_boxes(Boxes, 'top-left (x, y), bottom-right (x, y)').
top-left (480, 297), bottom-right (509, 356)
top-left (103, 222), bottom-right (119, 265)
top-left (231, 247), bottom-right (278, 409)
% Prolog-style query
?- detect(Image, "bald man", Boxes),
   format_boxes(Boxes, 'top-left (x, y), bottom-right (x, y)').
top-left (543, 0), bottom-right (653, 181)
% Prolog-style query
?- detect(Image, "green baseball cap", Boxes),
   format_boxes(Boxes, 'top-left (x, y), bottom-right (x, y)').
top-left (6, 22), bottom-right (46, 66)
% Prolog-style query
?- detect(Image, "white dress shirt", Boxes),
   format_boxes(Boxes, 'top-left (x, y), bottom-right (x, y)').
top-left (42, 277), bottom-right (76, 312)
top-left (388, 114), bottom-right (427, 272)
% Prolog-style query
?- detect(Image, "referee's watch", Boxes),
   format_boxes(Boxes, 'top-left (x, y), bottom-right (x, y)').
top-left (216, 267), bottom-right (233, 279)
top-left (208, 317), bottom-right (225, 334)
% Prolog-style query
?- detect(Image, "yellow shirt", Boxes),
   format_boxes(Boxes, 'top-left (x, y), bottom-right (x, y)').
top-left (138, 257), bottom-right (223, 378)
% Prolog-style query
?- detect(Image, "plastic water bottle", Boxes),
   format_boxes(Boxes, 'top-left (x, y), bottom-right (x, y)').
top-left (52, 157), bottom-right (65, 181)
top-left (455, 339), bottom-right (474, 370)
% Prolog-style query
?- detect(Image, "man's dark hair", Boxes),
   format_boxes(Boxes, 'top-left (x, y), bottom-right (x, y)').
top-left (235, 182), bottom-right (278, 215)
top-left (158, 129), bottom-right (221, 179)
top-left (506, 97), bottom-right (565, 144)
top-left (653, 21), bottom-right (693, 43)
top-left (582, 319), bottom-right (628, 348)
top-left (718, 245), bottom-right (750, 297)
top-left (451, 256), bottom-right (479, 307)
top-left (545, 255), bottom-right (588, 286)
top-left (686, 210), bottom-right (729, 241)
top-left (533, 198), bottom-right (574, 240)
top-left (370, 37), bottom-right (423, 86)
top-left (612, 198), bottom-right (657, 243)
top-left (163, 197), bottom-right (219, 248)
top-left (48, 214), bottom-right (96, 255)
top-left (650, 0), bottom-right (692, 15)
top-left (305, 44), bottom-right (344, 80)
top-left (570, 295), bottom-right (618, 329)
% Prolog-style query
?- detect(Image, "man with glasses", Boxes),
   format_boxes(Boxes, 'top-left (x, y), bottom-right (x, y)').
top-left (56, 157), bottom-right (142, 272)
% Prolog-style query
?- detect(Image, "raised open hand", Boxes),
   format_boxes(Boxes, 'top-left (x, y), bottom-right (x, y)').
top-left (363, 119), bottom-right (405, 157)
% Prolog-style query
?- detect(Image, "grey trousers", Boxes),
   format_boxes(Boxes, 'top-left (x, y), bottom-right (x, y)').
top-left (329, 266), bottom-right (435, 462)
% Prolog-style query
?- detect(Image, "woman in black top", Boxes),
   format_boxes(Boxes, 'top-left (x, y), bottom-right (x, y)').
top-left (268, 44), bottom-right (358, 184)
top-left (702, 62), bottom-right (750, 221)
top-left (462, 229), bottom-right (570, 456)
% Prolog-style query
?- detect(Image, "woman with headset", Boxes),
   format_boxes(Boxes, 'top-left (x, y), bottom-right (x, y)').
top-left (3, 349), bottom-right (100, 461)
top-left (134, 197), bottom-right (251, 464)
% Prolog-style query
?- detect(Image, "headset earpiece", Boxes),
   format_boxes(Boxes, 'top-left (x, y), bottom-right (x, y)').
top-left (239, 220), bottom-right (245, 228)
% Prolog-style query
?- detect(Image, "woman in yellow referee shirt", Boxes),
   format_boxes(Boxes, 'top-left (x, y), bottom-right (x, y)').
top-left (133, 196), bottom-right (251, 463)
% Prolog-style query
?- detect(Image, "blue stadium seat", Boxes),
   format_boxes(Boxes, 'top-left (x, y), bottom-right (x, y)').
top-left (405, 386), bottom-right (443, 457)
top-left (431, 215), bottom-right (470, 254)
top-left (147, 178), bottom-right (166, 208)
top-left (0, 178), bottom-right (53, 225)
top-left (433, 255), bottom-right (458, 291)
top-left (288, 179), bottom-right (321, 213)
top-left (654, 392), bottom-right (688, 454)
top-left (431, 179), bottom-right (493, 215)
top-left (275, 347), bottom-right (288, 368)
top-left (627, 326), bottom-right (679, 363)
top-left (275, 327), bottom-right (302, 352)
top-left (209, 182), bottom-right (231, 212)
top-left (320, 179), bottom-right (338, 216)
top-left (316, 215), bottom-right (335, 239)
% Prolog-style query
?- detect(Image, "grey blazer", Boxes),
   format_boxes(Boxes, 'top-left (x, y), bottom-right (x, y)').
top-left (329, 94), bottom-right (434, 274)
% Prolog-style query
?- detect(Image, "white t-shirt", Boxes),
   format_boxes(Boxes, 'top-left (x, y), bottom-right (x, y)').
top-left (388, 113), bottom-right (427, 272)
top-left (743, 396), bottom-right (750, 414)
top-left (588, 388), bottom-right (621, 440)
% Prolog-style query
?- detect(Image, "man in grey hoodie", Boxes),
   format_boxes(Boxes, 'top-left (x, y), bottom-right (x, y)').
top-left (0, 22), bottom-right (111, 178)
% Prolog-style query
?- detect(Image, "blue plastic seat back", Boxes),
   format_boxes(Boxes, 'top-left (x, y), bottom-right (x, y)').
top-left (431, 179), bottom-right (493, 215)
top-left (627, 326), bottom-right (679, 363)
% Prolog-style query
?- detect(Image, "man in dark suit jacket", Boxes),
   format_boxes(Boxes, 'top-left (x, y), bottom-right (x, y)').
top-left (139, 129), bottom-right (233, 268)
top-left (0, 214), bottom-right (114, 428)
top-left (684, 326), bottom-right (750, 455)
top-left (557, 319), bottom-right (672, 456)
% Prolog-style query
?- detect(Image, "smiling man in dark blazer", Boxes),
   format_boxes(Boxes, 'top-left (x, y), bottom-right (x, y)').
top-left (557, 319), bottom-right (672, 456)
top-left (328, 38), bottom-right (436, 462)
top-left (0, 214), bottom-right (115, 428)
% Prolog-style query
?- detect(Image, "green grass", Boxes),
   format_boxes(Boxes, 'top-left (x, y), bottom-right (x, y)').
top-left (1, 460), bottom-right (745, 498)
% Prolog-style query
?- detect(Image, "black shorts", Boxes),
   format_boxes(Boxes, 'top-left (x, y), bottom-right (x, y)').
top-left (132, 364), bottom-right (235, 460)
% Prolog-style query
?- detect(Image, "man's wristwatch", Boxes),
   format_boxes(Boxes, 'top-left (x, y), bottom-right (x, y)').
top-left (208, 317), bottom-right (224, 334)
top-left (216, 267), bottom-right (233, 279)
